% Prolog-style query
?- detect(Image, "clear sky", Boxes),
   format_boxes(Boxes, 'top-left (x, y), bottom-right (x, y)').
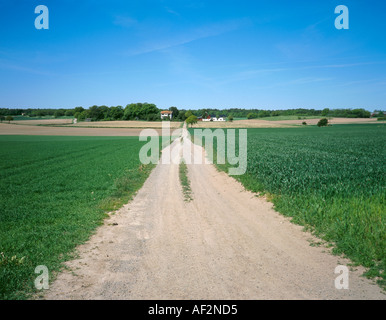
top-left (0, 0), bottom-right (385, 110)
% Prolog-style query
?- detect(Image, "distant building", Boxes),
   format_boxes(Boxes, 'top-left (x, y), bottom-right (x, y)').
top-left (161, 110), bottom-right (173, 120)
top-left (371, 111), bottom-right (384, 117)
top-left (200, 115), bottom-right (226, 122)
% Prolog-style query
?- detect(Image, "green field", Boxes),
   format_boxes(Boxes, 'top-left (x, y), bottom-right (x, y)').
top-left (0, 135), bottom-right (154, 299)
top-left (259, 115), bottom-right (320, 121)
top-left (232, 115), bottom-right (320, 121)
top-left (10, 115), bottom-right (74, 121)
top-left (191, 124), bottom-right (386, 287)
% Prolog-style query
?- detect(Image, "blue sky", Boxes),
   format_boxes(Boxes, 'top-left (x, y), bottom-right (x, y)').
top-left (0, 0), bottom-right (385, 111)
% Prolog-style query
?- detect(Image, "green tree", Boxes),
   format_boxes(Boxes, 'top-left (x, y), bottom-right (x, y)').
top-left (78, 110), bottom-right (90, 121)
top-left (352, 108), bottom-right (371, 118)
top-left (88, 105), bottom-right (104, 121)
top-left (317, 118), bottom-right (328, 127)
top-left (109, 106), bottom-right (124, 120)
top-left (99, 105), bottom-right (110, 120)
top-left (177, 111), bottom-right (186, 121)
top-left (321, 108), bottom-right (330, 116)
top-left (31, 110), bottom-right (45, 117)
top-left (186, 115), bottom-right (198, 127)
top-left (0, 116), bottom-right (5, 123)
top-left (169, 106), bottom-right (179, 119)
top-left (53, 109), bottom-right (65, 118)
top-left (65, 109), bottom-right (74, 117)
top-left (228, 115), bottom-right (234, 122)
top-left (5, 116), bottom-right (14, 124)
top-left (247, 112), bottom-right (258, 119)
top-left (373, 110), bottom-right (385, 118)
top-left (146, 113), bottom-right (159, 121)
top-left (123, 103), bottom-right (139, 120)
top-left (184, 111), bottom-right (193, 119)
top-left (258, 110), bottom-right (270, 118)
top-left (142, 103), bottom-right (159, 120)
top-left (123, 103), bottom-right (159, 121)
top-left (74, 106), bottom-right (84, 114)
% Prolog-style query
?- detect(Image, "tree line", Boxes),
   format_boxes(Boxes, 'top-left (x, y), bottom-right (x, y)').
top-left (0, 105), bottom-right (383, 122)
top-left (189, 107), bottom-right (375, 119)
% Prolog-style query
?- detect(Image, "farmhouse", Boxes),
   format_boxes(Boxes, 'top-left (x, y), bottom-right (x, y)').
top-left (199, 115), bottom-right (226, 122)
top-left (371, 111), bottom-right (384, 117)
top-left (161, 110), bottom-right (173, 120)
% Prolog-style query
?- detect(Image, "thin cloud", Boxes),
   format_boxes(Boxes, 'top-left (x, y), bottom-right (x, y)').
top-left (0, 59), bottom-right (54, 76)
top-left (219, 61), bottom-right (386, 85)
top-left (288, 77), bottom-right (333, 85)
top-left (126, 18), bottom-right (250, 56)
top-left (307, 62), bottom-right (384, 69)
top-left (113, 15), bottom-right (137, 28)
top-left (165, 7), bottom-right (180, 16)
top-left (336, 78), bottom-right (386, 87)
top-left (253, 77), bottom-right (333, 91)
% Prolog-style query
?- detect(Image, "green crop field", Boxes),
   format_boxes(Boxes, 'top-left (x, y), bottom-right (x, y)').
top-left (191, 124), bottom-right (385, 287)
top-left (260, 115), bottom-right (320, 121)
top-left (0, 135), bottom-right (154, 299)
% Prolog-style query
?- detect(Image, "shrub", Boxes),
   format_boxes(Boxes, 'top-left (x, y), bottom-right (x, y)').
top-left (317, 118), bottom-right (328, 127)
top-left (247, 112), bottom-right (258, 119)
top-left (5, 116), bottom-right (13, 123)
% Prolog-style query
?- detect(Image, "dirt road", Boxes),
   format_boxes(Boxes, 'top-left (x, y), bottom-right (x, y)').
top-left (44, 125), bottom-right (385, 300)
